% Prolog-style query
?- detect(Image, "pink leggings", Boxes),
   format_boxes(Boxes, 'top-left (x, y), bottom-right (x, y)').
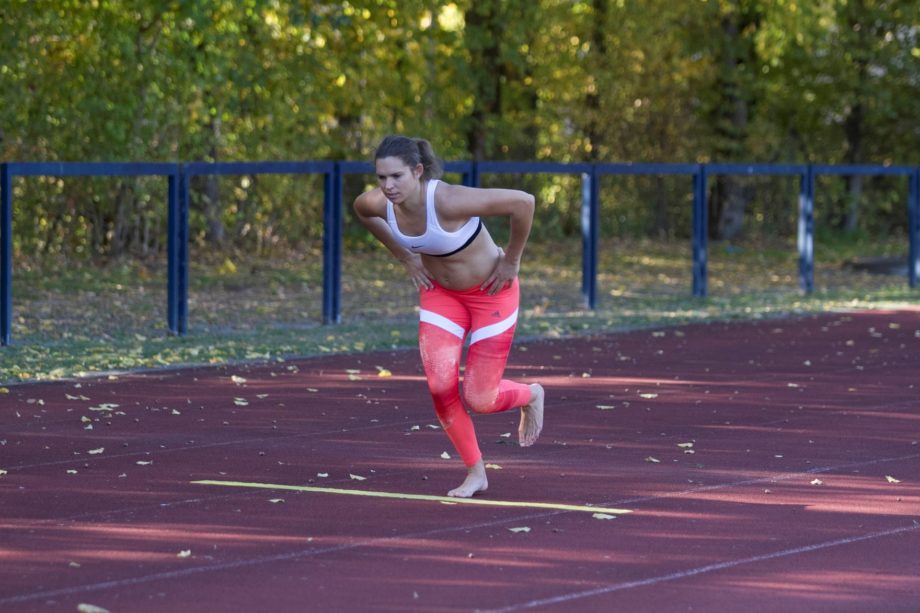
top-left (418, 278), bottom-right (532, 467)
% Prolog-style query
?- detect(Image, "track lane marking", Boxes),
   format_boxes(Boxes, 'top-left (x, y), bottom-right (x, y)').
top-left (191, 479), bottom-right (632, 515)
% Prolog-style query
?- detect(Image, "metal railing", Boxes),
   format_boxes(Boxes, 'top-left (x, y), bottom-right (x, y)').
top-left (2, 161), bottom-right (918, 345)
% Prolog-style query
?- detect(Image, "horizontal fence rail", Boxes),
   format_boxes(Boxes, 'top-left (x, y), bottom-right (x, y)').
top-left (1, 162), bottom-right (918, 346)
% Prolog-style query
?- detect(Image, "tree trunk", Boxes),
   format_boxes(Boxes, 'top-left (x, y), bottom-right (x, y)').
top-left (202, 116), bottom-right (224, 245)
top-left (712, 3), bottom-right (756, 241)
top-left (842, 0), bottom-right (867, 233)
top-left (464, 0), bottom-right (503, 160)
top-left (585, 0), bottom-right (608, 162)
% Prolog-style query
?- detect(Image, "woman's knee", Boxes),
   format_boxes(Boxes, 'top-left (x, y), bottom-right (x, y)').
top-left (462, 384), bottom-right (499, 414)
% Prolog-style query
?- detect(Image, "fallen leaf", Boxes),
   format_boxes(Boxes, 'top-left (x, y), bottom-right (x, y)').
top-left (885, 476), bottom-right (901, 484)
top-left (306, 388), bottom-right (319, 392)
top-left (269, 498), bottom-right (285, 504)
top-left (136, 461), bottom-right (153, 466)
top-left (440, 451), bottom-right (451, 460)
top-left (67, 469), bottom-right (78, 474)
top-left (0, 387), bottom-right (8, 394)
top-left (508, 527), bottom-right (531, 533)
top-left (592, 513), bottom-right (617, 520)
top-left (231, 375), bottom-right (247, 385)
top-left (77, 604), bottom-right (110, 613)
top-left (317, 472), bottom-right (329, 478)
top-left (87, 448), bottom-right (104, 455)
top-left (171, 409), bottom-right (181, 415)
top-left (0, 469), bottom-right (7, 476)
top-left (596, 405), bottom-right (616, 410)
top-left (88, 403), bottom-right (119, 412)
top-left (485, 464), bottom-right (503, 470)
top-left (499, 432), bottom-right (512, 438)
top-left (69, 561), bottom-right (81, 568)
top-left (677, 442), bottom-right (694, 448)
top-left (645, 456), bottom-right (661, 463)
top-left (639, 393), bottom-right (658, 399)
top-left (376, 367), bottom-right (393, 377)
top-left (787, 383), bottom-right (799, 388)
top-left (177, 549), bottom-right (192, 558)
top-left (349, 473), bottom-right (367, 481)
top-left (810, 478), bottom-right (823, 485)
top-left (348, 374), bottom-right (363, 381)
top-left (410, 425), bottom-right (420, 431)
top-left (233, 398), bottom-right (249, 406)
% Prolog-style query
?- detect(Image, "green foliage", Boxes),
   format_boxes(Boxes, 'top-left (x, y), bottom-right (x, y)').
top-left (1, 0), bottom-right (917, 259)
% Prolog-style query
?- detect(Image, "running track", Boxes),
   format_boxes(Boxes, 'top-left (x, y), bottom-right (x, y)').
top-left (2, 309), bottom-right (919, 612)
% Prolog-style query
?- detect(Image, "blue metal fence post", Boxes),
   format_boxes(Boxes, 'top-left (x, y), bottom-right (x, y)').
top-left (798, 165), bottom-right (815, 293)
top-left (1, 164), bottom-right (11, 346)
top-left (322, 162), bottom-right (342, 324)
top-left (581, 168), bottom-right (598, 309)
top-left (692, 164), bottom-right (708, 297)
top-left (177, 169), bottom-right (190, 334)
top-left (167, 172), bottom-right (179, 334)
top-left (909, 168), bottom-right (919, 288)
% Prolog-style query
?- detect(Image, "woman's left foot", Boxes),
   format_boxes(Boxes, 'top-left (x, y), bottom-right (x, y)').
top-left (448, 461), bottom-right (488, 498)
top-left (518, 383), bottom-right (544, 447)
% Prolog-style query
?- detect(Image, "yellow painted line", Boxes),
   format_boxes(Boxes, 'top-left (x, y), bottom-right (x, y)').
top-left (192, 479), bottom-right (632, 516)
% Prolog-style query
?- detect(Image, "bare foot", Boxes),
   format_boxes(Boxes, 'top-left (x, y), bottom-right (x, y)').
top-left (518, 383), bottom-right (544, 447)
top-left (447, 461), bottom-right (488, 498)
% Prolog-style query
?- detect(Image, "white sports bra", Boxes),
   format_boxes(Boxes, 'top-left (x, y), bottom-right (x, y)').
top-left (386, 179), bottom-right (482, 257)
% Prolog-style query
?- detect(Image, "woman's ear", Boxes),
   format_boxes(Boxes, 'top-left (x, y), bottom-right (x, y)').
top-left (414, 163), bottom-right (424, 179)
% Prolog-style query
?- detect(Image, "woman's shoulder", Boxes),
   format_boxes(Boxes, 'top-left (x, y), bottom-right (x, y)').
top-left (354, 187), bottom-right (386, 216)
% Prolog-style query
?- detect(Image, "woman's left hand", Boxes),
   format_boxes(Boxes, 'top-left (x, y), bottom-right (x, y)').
top-left (481, 248), bottom-right (519, 295)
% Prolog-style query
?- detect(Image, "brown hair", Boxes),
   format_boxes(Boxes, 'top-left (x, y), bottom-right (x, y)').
top-left (374, 135), bottom-right (444, 180)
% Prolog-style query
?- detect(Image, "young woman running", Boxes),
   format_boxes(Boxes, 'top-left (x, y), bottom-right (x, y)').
top-left (353, 135), bottom-right (545, 498)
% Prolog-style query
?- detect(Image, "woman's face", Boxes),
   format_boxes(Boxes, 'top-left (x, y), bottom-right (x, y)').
top-left (375, 156), bottom-right (422, 205)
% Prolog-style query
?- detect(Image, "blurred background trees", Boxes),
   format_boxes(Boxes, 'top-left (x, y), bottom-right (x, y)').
top-left (1, 0), bottom-right (917, 259)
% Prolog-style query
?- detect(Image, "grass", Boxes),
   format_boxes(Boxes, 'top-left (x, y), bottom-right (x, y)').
top-left (1, 237), bottom-right (916, 385)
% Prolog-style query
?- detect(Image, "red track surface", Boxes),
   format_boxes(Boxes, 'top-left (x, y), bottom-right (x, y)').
top-left (2, 309), bottom-right (919, 612)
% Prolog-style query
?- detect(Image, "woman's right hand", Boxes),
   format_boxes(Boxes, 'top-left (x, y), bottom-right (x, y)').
top-left (401, 253), bottom-right (434, 290)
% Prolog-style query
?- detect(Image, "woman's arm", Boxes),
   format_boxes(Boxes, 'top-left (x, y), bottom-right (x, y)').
top-left (353, 191), bottom-right (434, 290)
top-left (439, 185), bottom-right (535, 294)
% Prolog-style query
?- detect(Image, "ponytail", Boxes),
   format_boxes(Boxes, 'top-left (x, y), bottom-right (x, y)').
top-left (374, 135), bottom-right (444, 180)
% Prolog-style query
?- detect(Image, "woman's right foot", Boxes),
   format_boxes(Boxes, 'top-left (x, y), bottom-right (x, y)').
top-left (518, 383), bottom-right (544, 447)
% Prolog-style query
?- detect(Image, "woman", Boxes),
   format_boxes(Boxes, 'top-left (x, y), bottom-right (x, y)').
top-left (353, 135), bottom-right (545, 498)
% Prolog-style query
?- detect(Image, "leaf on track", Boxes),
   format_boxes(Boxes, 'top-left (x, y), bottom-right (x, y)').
top-left (639, 393), bottom-right (658, 399)
top-left (645, 456), bottom-right (661, 463)
top-left (508, 527), bottom-right (531, 533)
top-left (88, 403), bottom-right (119, 411)
top-left (485, 464), bottom-right (502, 470)
top-left (77, 604), bottom-right (110, 613)
top-left (349, 473), bottom-right (367, 481)
top-left (885, 475), bottom-right (901, 484)
top-left (87, 448), bottom-right (104, 455)
top-left (596, 405), bottom-right (615, 410)
top-left (810, 478), bottom-right (823, 485)
top-left (440, 451), bottom-right (451, 460)
top-left (231, 375), bottom-right (247, 385)
top-left (592, 513), bottom-right (617, 520)
top-left (177, 549), bottom-right (192, 558)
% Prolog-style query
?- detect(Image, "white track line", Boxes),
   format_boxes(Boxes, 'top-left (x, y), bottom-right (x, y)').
top-left (479, 522), bottom-right (920, 612)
